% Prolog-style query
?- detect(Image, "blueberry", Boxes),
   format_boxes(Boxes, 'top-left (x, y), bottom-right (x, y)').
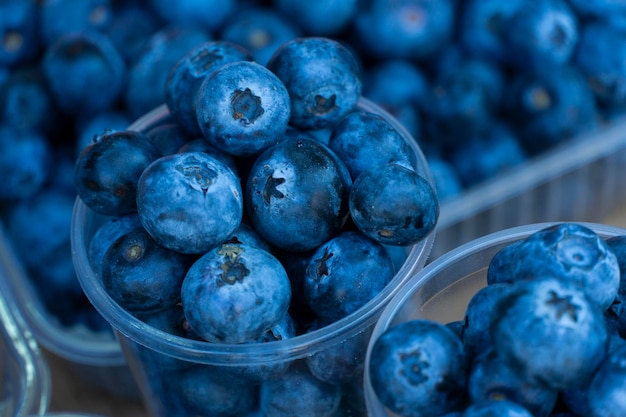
top-left (486, 240), bottom-right (524, 285)
top-left (352, 0), bottom-right (455, 60)
top-left (421, 61), bottom-right (495, 147)
top-left (266, 37), bottom-right (362, 130)
top-left (39, 0), bottom-right (112, 46)
top-left (161, 364), bottom-right (259, 417)
top-left (587, 344), bottom-right (626, 417)
top-left (195, 60), bottom-right (291, 157)
top-left (490, 276), bottom-right (609, 391)
top-left (459, 0), bottom-right (526, 63)
top-left (446, 122), bottom-right (527, 188)
top-left (327, 110), bottom-right (416, 180)
top-left (165, 40), bottom-right (253, 137)
top-left (219, 6), bottom-right (302, 66)
top-left (74, 129), bottom-right (160, 216)
top-left (303, 231), bottom-right (395, 323)
top-left (143, 123), bottom-right (192, 157)
top-left (42, 31), bottom-right (125, 117)
top-left (349, 163), bottom-right (438, 246)
top-left (468, 348), bottom-right (558, 417)
top-left (88, 213), bottom-right (142, 278)
top-left (124, 25), bottom-right (211, 119)
top-left (508, 223), bottom-right (620, 311)
top-left (136, 151), bottom-right (243, 254)
top-left (460, 282), bottom-right (512, 359)
top-left (181, 243), bottom-right (291, 343)
top-left (0, 125), bottom-right (51, 202)
top-left (502, 0), bottom-right (579, 70)
top-left (147, 0), bottom-right (237, 32)
top-left (273, 0), bottom-right (358, 36)
top-left (244, 137), bottom-right (352, 252)
top-left (369, 319), bottom-right (468, 417)
top-left (462, 400), bottom-right (534, 417)
top-left (503, 62), bottom-right (599, 155)
top-left (104, 4), bottom-right (160, 64)
top-left (574, 21), bottom-right (626, 108)
top-left (259, 362), bottom-right (342, 417)
top-left (0, 0), bottom-right (39, 66)
top-left (101, 227), bottom-right (192, 314)
top-left (305, 325), bottom-right (369, 384)
top-left (0, 66), bottom-right (60, 136)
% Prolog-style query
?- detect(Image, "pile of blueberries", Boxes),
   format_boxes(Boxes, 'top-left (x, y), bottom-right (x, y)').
top-left (1, 0), bottom-right (626, 386)
top-left (370, 222), bottom-right (626, 417)
top-left (76, 34), bottom-right (438, 416)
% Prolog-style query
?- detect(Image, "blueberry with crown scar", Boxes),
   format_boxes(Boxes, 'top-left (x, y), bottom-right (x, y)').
top-left (181, 242), bottom-right (291, 343)
top-left (136, 151), bottom-right (243, 255)
top-left (266, 37), bottom-right (362, 130)
top-left (196, 60), bottom-right (291, 157)
top-left (244, 137), bottom-right (352, 252)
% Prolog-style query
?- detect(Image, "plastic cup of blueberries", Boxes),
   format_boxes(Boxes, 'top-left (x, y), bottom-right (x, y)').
top-left (363, 221), bottom-right (626, 417)
top-left (71, 97), bottom-right (437, 417)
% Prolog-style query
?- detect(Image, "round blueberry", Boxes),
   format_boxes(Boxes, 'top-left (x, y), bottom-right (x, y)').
top-left (303, 231), bottom-right (395, 323)
top-left (327, 110), bottom-right (416, 180)
top-left (161, 364), bottom-right (258, 417)
top-left (42, 31), bottom-right (125, 117)
top-left (147, 0), bottom-right (237, 32)
top-left (0, 125), bottom-right (51, 202)
top-left (266, 37), bottom-right (362, 130)
top-left (136, 151), bottom-right (243, 255)
top-left (196, 60), bottom-right (291, 157)
top-left (349, 163), bottom-right (438, 246)
top-left (352, 0), bottom-right (455, 60)
top-left (491, 276), bottom-right (609, 391)
top-left (181, 243), bottom-right (291, 343)
top-left (369, 319), bottom-right (467, 417)
top-left (260, 362), bottom-right (342, 417)
top-left (101, 228), bottom-right (192, 314)
top-left (74, 129), bottom-right (161, 216)
top-left (0, 0), bottom-right (39, 66)
top-left (244, 137), bottom-right (352, 252)
top-left (165, 40), bottom-right (254, 137)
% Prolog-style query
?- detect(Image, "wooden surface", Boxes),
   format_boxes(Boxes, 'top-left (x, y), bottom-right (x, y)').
top-left (44, 205), bottom-right (626, 417)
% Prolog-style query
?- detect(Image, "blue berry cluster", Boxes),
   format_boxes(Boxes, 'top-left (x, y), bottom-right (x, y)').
top-left (74, 33), bottom-right (438, 415)
top-left (370, 222), bottom-right (626, 417)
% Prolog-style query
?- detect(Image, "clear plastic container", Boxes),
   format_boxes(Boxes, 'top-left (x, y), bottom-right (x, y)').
top-left (71, 98), bottom-right (436, 417)
top-left (433, 121), bottom-right (626, 259)
top-left (364, 221), bottom-right (626, 417)
top-left (0, 239), bottom-right (50, 416)
top-left (0, 218), bottom-right (139, 399)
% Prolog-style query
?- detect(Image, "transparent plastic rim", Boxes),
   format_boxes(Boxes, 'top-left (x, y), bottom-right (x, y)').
top-left (71, 98), bottom-right (436, 365)
top-left (363, 221), bottom-right (626, 416)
